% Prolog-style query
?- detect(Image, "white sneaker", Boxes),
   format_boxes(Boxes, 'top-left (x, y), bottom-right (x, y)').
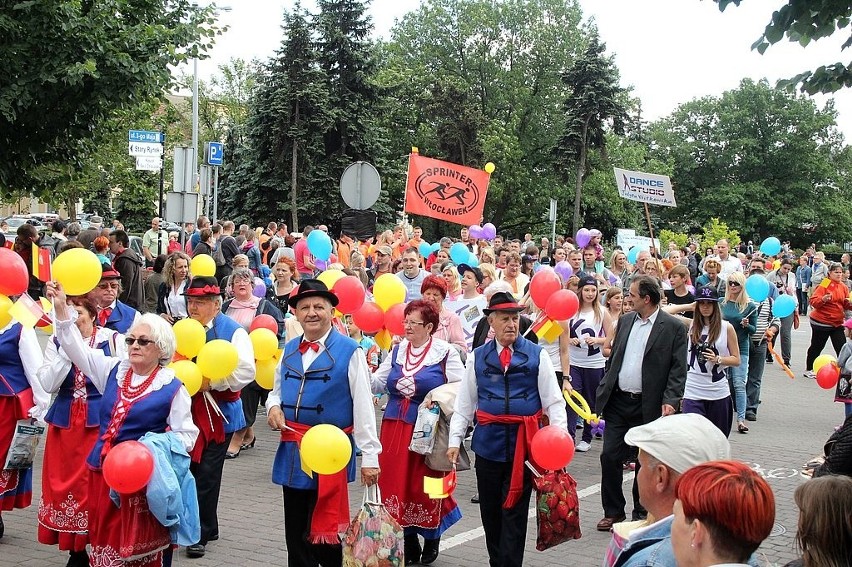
top-left (803, 371), bottom-right (816, 379)
top-left (576, 440), bottom-right (591, 452)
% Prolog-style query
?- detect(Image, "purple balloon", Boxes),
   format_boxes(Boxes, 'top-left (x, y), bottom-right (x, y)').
top-left (253, 280), bottom-right (267, 298)
top-left (482, 222), bottom-right (497, 240)
top-left (469, 224), bottom-right (484, 239)
top-left (554, 261), bottom-right (573, 281)
top-left (315, 259), bottom-right (327, 271)
top-left (575, 228), bottom-right (591, 249)
top-left (608, 273), bottom-right (618, 285)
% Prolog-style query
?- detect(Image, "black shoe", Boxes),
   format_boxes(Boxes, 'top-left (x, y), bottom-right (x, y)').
top-left (67, 550), bottom-right (90, 567)
top-left (470, 493), bottom-right (479, 504)
top-left (187, 544), bottom-right (206, 558)
top-left (745, 412), bottom-right (757, 422)
top-left (631, 510), bottom-right (648, 521)
top-left (209, 533), bottom-right (219, 541)
top-left (0, 513), bottom-right (4, 539)
top-left (421, 538), bottom-right (440, 564)
top-left (404, 534), bottom-right (421, 565)
top-left (224, 450), bottom-right (240, 459)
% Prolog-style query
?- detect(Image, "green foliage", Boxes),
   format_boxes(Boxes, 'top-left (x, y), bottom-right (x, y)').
top-left (715, 0), bottom-right (852, 94)
top-left (658, 229), bottom-right (689, 250)
top-left (113, 179), bottom-right (158, 233)
top-left (700, 218), bottom-right (740, 253)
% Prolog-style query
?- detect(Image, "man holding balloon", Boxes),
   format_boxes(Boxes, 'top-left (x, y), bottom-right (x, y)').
top-left (183, 276), bottom-right (256, 558)
top-left (266, 279), bottom-right (381, 567)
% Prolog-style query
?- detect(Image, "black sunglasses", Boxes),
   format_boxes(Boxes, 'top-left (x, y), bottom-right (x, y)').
top-left (125, 337), bottom-right (155, 347)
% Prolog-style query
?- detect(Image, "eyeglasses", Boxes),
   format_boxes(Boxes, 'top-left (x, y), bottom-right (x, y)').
top-left (97, 283), bottom-right (120, 290)
top-left (125, 337), bottom-right (155, 347)
top-left (728, 281), bottom-right (742, 287)
top-left (403, 320), bottom-right (426, 327)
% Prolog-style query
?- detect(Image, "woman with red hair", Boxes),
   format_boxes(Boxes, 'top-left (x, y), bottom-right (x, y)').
top-left (419, 275), bottom-right (468, 354)
top-left (671, 460), bottom-right (774, 566)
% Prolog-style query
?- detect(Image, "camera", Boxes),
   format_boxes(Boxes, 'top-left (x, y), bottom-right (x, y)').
top-left (695, 341), bottom-right (712, 363)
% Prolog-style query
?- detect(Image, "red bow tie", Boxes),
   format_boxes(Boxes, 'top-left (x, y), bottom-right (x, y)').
top-left (98, 307), bottom-right (113, 327)
top-left (298, 341), bottom-right (320, 354)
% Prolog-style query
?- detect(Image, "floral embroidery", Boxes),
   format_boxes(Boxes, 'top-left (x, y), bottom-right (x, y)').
top-left (38, 493), bottom-right (88, 532)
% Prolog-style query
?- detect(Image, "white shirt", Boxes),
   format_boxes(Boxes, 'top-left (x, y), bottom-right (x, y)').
top-left (38, 326), bottom-right (126, 393)
top-left (714, 255), bottom-right (743, 281)
top-left (447, 341), bottom-right (568, 448)
top-left (371, 338), bottom-right (465, 394)
top-left (1, 321), bottom-right (48, 418)
top-left (165, 280), bottom-right (188, 318)
top-left (617, 308), bottom-right (660, 394)
top-left (265, 327), bottom-right (382, 468)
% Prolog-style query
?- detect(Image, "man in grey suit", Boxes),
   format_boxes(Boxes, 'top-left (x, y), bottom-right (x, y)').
top-left (595, 275), bottom-right (687, 531)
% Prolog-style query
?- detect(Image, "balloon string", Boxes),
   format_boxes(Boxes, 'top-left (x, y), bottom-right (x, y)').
top-left (281, 423), bottom-right (304, 438)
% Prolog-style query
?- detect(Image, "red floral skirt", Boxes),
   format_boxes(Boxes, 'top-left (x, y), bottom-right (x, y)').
top-left (38, 399), bottom-right (98, 551)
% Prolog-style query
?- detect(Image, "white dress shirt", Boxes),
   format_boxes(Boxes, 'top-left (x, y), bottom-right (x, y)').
top-left (266, 328), bottom-right (382, 468)
top-left (371, 337), bottom-right (465, 394)
top-left (617, 308), bottom-right (660, 394)
top-left (448, 341), bottom-right (568, 448)
top-left (38, 326), bottom-right (125, 393)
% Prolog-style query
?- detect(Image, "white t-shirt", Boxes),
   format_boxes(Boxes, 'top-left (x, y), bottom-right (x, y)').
top-left (684, 322), bottom-right (733, 401)
top-left (568, 308), bottom-right (606, 369)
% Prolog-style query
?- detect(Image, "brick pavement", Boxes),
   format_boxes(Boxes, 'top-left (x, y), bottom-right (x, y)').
top-left (0, 321), bottom-right (843, 566)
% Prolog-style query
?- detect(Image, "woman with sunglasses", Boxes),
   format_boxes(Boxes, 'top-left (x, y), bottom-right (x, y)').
top-left (371, 299), bottom-right (465, 564)
top-left (804, 262), bottom-right (852, 379)
top-left (720, 272), bottom-right (757, 433)
top-left (35, 296), bottom-right (125, 566)
top-left (46, 281), bottom-right (199, 567)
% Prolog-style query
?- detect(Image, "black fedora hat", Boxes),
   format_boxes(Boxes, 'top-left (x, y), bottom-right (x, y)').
top-left (483, 291), bottom-right (524, 315)
top-left (183, 276), bottom-right (221, 297)
top-left (288, 278), bottom-right (339, 308)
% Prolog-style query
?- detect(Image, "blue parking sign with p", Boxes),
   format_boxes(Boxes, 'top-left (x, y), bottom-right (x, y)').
top-left (207, 142), bottom-right (224, 166)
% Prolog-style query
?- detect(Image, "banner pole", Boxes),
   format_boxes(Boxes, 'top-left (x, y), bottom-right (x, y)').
top-left (402, 149), bottom-right (416, 220)
top-left (643, 203), bottom-right (655, 248)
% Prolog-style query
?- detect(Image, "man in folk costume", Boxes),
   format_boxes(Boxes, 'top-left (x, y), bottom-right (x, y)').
top-left (183, 276), bottom-right (255, 558)
top-left (87, 263), bottom-right (139, 334)
top-left (266, 279), bottom-right (381, 567)
top-left (447, 292), bottom-right (568, 567)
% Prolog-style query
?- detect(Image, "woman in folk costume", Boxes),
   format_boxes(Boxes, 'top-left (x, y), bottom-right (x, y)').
top-left (371, 299), bottom-right (464, 565)
top-left (0, 299), bottom-right (49, 539)
top-left (36, 296), bottom-right (124, 566)
top-left (47, 281), bottom-right (199, 567)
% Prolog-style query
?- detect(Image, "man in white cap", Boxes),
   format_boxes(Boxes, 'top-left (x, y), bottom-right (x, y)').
top-left (604, 413), bottom-right (730, 567)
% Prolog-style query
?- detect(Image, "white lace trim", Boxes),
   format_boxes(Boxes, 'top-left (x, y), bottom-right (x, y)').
top-left (392, 338), bottom-right (452, 367)
top-left (114, 361), bottom-right (176, 396)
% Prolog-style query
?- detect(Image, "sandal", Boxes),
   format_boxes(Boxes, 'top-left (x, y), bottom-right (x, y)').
top-left (240, 437), bottom-right (256, 450)
top-left (225, 450), bottom-right (240, 459)
top-left (737, 422), bottom-right (749, 434)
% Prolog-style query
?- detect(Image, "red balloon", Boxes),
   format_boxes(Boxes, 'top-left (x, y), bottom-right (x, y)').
top-left (530, 425), bottom-right (575, 470)
top-left (545, 290), bottom-right (580, 321)
top-left (250, 314), bottom-right (278, 334)
top-left (0, 248), bottom-right (29, 296)
top-left (333, 276), bottom-right (366, 314)
top-left (102, 441), bottom-right (155, 494)
top-left (384, 303), bottom-right (407, 337)
top-left (352, 301), bottom-right (385, 334)
top-left (764, 261), bottom-right (774, 270)
top-left (816, 363), bottom-right (840, 389)
top-left (529, 268), bottom-right (562, 309)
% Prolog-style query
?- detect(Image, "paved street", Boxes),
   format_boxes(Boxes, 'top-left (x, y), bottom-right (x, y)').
top-left (2, 319), bottom-right (844, 566)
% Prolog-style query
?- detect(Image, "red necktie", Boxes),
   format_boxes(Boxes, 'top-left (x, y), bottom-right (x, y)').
top-left (98, 308), bottom-right (113, 327)
top-left (298, 340), bottom-right (320, 354)
top-left (499, 347), bottom-right (512, 370)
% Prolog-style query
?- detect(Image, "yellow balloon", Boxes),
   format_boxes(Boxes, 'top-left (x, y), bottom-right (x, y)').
top-left (168, 360), bottom-right (203, 396)
top-left (563, 389), bottom-right (599, 424)
top-left (250, 328), bottom-right (278, 361)
top-left (317, 269), bottom-right (345, 289)
top-left (190, 254), bottom-right (216, 277)
top-left (255, 357), bottom-right (278, 389)
top-left (484, 162), bottom-right (496, 174)
top-left (300, 424), bottom-right (352, 475)
top-left (0, 294), bottom-right (12, 328)
top-left (373, 273), bottom-right (406, 311)
top-left (53, 248), bottom-right (103, 295)
top-left (173, 318), bottom-right (207, 359)
top-left (814, 354), bottom-right (837, 374)
top-left (38, 324), bottom-right (54, 335)
top-left (196, 339), bottom-right (239, 381)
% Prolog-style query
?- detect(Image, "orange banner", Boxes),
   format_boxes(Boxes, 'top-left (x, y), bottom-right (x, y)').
top-left (404, 154), bottom-right (490, 226)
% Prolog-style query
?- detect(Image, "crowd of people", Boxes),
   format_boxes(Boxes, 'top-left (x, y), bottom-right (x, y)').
top-left (1, 215), bottom-right (851, 566)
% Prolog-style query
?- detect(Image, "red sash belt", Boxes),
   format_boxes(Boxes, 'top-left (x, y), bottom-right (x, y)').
top-left (281, 422), bottom-right (354, 544)
top-left (475, 409), bottom-right (543, 509)
top-left (211, 389), bottom-right (240, 403)
top-left (189, 393), bottom-right (224, 462)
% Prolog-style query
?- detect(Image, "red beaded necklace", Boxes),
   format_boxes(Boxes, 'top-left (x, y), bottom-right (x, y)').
top-left (121, 365), bottom-right (160, 400)
top-left (403, 338), bottom-right (432, 374)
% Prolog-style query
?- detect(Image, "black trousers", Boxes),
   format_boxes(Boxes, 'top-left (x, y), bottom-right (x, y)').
top-left (282, 487), bottom-right (342, 567)
top-left (600, 391), bottom-right (645, 518)
top-left (189, 433), bottom-right (232, 545)
top-left (806, 322), bottom-right (846, 370)
top-left (475, 455), bottom-right (533, 567)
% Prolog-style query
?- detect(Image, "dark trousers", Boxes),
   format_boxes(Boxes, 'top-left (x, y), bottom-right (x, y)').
top-left (797, 288), bottom-right (809, 315)
top-left (806, 323), bottom-right (846, 370)
top-left (475, 456), bottom-right (533, 567)
top-left (747, 341), bottom-right (767, 415)
top-left (190, 433), bottom-right (232, 545)
top-left (567, 366), bottom-right (605, 444)
top-left (600, 390), bottom-right (645, 518)
top-left (282, 487), bottom-right (342, 567)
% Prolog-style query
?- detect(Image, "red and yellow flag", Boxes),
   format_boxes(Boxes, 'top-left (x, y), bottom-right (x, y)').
top-left (404, 153), bottom-right (490, 226)
top-left (32, 243), bottom-right (51, 282)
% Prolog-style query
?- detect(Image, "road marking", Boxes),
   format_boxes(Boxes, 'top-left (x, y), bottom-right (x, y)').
top-left (440, 472), bottom-right (635, 551)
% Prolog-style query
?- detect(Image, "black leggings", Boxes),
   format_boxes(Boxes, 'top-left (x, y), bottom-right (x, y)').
top-left (806, 322), bottom-right (846, 370)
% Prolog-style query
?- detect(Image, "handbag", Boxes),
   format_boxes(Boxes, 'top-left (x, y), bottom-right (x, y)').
top-left (343, 485), bottom-right (404, 566)
top-left (532, 468), bottom-right (581, 551)
top-left (425, 409), bottom-right (471, 472)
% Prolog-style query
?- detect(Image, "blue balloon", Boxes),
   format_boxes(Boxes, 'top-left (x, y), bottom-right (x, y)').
top-left (430, 242), bottom-right (441, 253)
top-left (627, 246), bottom-right (640, 265)
top-left (760, 237), bottom-right (781, 257)
top-left (466, 252), bottom-right (479, 268)
top-left (418, 242), bottom-right (432, 258)
top-left (450, 242), bottom-right (469, 265)
top-left (772, 294), bottom-right (797, 318)
top-left (744, 275), bottom-right (770, 302)
top-left (306, 230), bottom-right (332, 260)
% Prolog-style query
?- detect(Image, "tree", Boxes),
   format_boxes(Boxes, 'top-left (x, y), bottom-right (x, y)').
top-left (715, 0), bottom-right (852, 94)
top-left (0, 0), bottom-right (221, 194)
top-left (555, 32), bottom-right (628, 235)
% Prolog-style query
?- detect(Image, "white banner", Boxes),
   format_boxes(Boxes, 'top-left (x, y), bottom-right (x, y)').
top-left (444, 297), bottom-right (487, 351)
top-left (135, 156), bottom-right (162, 171)
top-left (613, 167), bottom-right (676, 207)
top-left (616, 229), bottom-right (659, 252)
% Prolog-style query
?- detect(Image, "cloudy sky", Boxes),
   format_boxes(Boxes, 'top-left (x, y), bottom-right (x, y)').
top-left (186, 0), bottom-right (852, 138)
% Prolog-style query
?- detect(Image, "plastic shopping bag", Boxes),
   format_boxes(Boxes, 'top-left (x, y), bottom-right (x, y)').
top-left (409, 405), bottom-right (440, 455)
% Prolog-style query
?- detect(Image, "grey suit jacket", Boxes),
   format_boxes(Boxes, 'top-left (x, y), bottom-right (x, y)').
top-left (596, 308), bottom-right (687, 423)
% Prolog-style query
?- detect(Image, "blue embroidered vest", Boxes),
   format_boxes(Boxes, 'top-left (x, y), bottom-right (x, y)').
top-left (384, 344), bottom-right (447, 424)
top-left (45, 335), bottom-right (114, 429)
top-left (472, 337), bottom-right (542, 462)
top-left (87, 364), bottom-right (181, 469)
top-left (0, 323), bottom-right (28, 396)
top-left (271, 329), bottom-right (359, 489)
